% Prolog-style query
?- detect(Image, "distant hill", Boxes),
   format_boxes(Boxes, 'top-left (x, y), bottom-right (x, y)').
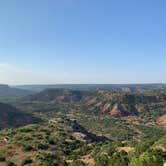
top-left (26, 88), bottom-right (166, 118)
top-left (25, 88), bottom-right (94, 103)
top-left (0, 102), bottom-right (41, 130)
top-left (0, 84), bottom-right (34, 100)
top-left (82, 90), bottom-right (166, 117)
top-left (15, 83), bottom-right (166, 92)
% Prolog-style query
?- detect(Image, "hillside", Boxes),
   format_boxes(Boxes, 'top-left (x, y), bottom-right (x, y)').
top-left (0, 102), bottom-right (41, 130)
top-left (0, 117), bottom-right (108, 166)
top-left (25, 89), bottom-right (94, 103)
top-left (25, 88), bottom-right (166, 119)
top-left (12, 88), bottom-right (165, 142)
top-left (0, 88), bottom-right (165, 165)
top-left (81, 90), bottom-right (166, 117)
top-left (0, 117), bottom-right (165, 166)
top-left (15, 84), bottom-right (166, 92)
top-left (0, 84), bottom-right (33, 102)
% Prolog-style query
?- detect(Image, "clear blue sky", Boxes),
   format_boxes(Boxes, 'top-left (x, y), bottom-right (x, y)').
top-left (0, 0), bottom-right (166, 84)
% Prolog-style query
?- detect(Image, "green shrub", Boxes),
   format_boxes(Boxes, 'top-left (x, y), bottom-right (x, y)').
top-left (19, 127), bottom-right (33, 132)
top-left (37, 143), bottom-right (49, 150)
top-left (48, 138), bottom-right (56, 145)
top-left (71, 160), bottom-right (85, 166)
top-left (6, 161), bottom-right (17, 166)
top-left (108, 151), bottom-right (129, 166)
top-left (135, 139), bottom-right (155, 156)
top-left (95, 155), bottom-right (109, 166)
top-left (0, 156), bottom-right (6, 161)
top-left (21, 157), bottom-right (33, 166)
top-left (129, 152), bottom-right (164, 166)
top-left (21, 145), bottom-right (33, 152)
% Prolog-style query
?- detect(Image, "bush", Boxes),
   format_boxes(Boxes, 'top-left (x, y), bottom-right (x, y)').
top-left (37, 143), bottom-right (49, 150)
top-left (71, 160), bottom-right (85, 166)
top-left (21, 157), bottom-right (33, 165)
top-left (108, 151), bottom-right (129, 166)
top-left (21, 145), bottom-right (33, 152)
top-left (95, 155), bottom-right (109, 166)
top-left (129, 152), bottom-right (164, 166)
top-left (48, 138), bottom-right (56, 145)
top-left (6, 161), bottom-right (17, 166)
top-left (0, 156), bottom-right (6, 161)
top-left (135, 139), bottom-right (155, 156)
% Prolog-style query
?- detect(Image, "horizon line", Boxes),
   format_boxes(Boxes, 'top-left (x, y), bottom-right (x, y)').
top-left (9, 83), bottom-right (166, 86)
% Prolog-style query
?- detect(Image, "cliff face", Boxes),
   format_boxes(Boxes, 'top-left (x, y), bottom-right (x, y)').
top-left (110, 104), bottom-right (128, 117)
top-left (25, 88), bottom-right (166, 118)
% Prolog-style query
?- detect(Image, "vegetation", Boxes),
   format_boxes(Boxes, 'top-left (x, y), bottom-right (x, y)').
top-left (0, 87), bottom-right (165, 165)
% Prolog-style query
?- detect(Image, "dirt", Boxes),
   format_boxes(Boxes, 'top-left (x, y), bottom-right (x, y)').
top-left (118, 146), bottom-right (135, 153)
top-left (80, 154), bottom-right (95, 166)
top-left (157, 114), bottom-right (166, 125)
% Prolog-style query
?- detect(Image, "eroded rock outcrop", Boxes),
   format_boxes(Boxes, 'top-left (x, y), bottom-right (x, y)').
top-left (157, 114), bottom-right (166, 125)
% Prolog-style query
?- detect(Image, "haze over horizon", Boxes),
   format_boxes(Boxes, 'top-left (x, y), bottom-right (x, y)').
top-left (0, 0), bottom-right (166, 84)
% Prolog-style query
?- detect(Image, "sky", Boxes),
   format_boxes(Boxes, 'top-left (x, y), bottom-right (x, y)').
top-left (0, 0), bottom-right (166, 84)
